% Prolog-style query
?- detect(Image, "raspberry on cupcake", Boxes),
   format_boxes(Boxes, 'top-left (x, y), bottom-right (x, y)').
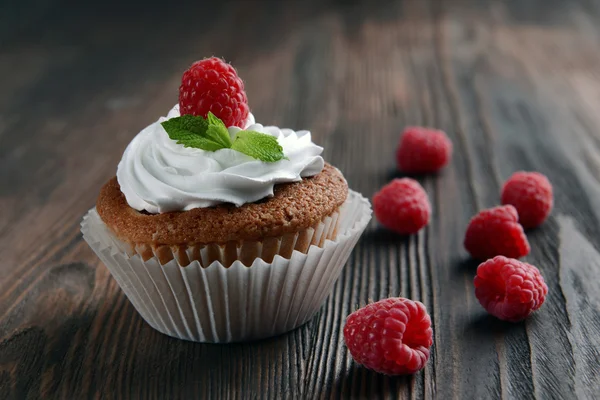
top-left (179, 57), bottom-right (249, 128)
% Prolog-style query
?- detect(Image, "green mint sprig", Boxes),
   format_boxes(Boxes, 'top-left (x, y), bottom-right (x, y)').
top-left (161, 112), bottom-right (286, 163)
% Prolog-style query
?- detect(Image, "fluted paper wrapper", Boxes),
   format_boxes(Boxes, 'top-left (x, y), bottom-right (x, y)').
top-left (81, 190), bottom-right (371, 343)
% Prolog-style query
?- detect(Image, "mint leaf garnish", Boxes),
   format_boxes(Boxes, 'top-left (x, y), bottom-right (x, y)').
top-left (231, 130), bottom-right (286, 163)
top-left (161, 114), bottom-right (230, 151)
top-left (161, 113), bottom-right (286, 163)
top-left (205, 112), bottom-right (232, 148)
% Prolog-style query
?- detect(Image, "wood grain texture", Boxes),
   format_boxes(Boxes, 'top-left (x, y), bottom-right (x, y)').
top-left (1, 0), bottom-right (600, 398)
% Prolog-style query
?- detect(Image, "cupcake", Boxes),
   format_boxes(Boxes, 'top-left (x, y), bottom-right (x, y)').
top-left (81, 57), bottom-right (371, 342)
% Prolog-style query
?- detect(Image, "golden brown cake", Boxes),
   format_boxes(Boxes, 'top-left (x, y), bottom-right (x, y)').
top-left (97, 163), bottom-right (348, 266)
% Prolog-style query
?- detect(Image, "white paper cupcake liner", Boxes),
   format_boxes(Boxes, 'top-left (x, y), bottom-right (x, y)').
top-left (81, 190), bottom-right (371, 343)
top-left (125, 205), bottom-right (341, 268)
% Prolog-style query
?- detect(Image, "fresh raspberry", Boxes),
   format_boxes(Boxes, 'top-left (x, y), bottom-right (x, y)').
top-left (396, 126), bottom-right (453, 174)
top-left (501, 171), bottom-right (553, 229)
top-left (179, 57), bottom-right (249, 127)
top-left (474, 256), bottom-right (548, 322)
top-left (373, 178), bottom-right (431, 235)
top-left (343, 297), bottom-right (433, 375)
top-left (464, 205), bottom-right (530, 260)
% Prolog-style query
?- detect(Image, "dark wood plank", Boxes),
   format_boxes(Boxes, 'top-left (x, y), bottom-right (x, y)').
top-left (1, 0), bottom-right (600, 398)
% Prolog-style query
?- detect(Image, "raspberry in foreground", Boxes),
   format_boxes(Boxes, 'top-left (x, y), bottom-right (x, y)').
top-left (343, 297), bottom-right (433, 375)
top-left (396, 126), bottom-right (453, 174)
top-left (373, 178), bottom-right (431, 235)
top-left (501, 171), bottom-right (553, 229)
top-left (179, 57), bottom-right (249, 128)
top-left (464, 205), bottom-right (530, 260)
top-left (474, 256), bottom-right (548, 322)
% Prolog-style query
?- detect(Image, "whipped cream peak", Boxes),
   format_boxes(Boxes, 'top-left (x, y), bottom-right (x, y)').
top-left (116, 105), bottom-right (325, 213)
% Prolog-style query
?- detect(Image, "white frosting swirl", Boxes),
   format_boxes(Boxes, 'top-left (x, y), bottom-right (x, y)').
top-left (116, 105), bottom-right (324, 213)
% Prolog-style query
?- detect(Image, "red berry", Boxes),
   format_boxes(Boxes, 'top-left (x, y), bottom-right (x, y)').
top-left (501, 171), bottom-right (553, 229)
top-left (464, 205), bottom-right (530, 260)
top-left (474, 256), bottom-right (548, 322)
top-left (179, 57), bottom-right (249, 127)
top-left (396, 126), bottom-right (452, 174)
top-left (343, 297), bottom-right (433, 375)
top-left (373, 178), bottom-right (431, 235)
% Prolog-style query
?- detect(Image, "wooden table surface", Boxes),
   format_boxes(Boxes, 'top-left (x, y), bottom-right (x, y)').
top-left (2, 0), bottom-right (600, 398)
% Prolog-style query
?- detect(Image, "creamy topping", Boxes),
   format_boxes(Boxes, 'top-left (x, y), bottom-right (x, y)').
top-left (116, 105), bottom-right (324, 213)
